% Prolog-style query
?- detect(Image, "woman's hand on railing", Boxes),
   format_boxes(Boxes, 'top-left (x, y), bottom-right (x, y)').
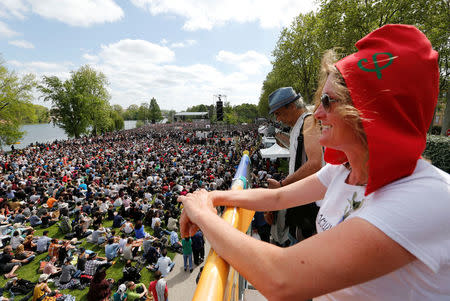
top-left (178, 189), bottom-right (217, 238)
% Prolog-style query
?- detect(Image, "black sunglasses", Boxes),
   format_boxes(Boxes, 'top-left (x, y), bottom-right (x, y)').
top-left (320, 94), bottom-right (339, 111)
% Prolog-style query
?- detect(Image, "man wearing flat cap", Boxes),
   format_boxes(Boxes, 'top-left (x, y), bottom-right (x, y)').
top-left (267, 87), bottom-right (323, 245)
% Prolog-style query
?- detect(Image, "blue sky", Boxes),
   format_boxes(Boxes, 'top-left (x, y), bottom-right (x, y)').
top-left (0, 0), bottom-right (316, 111)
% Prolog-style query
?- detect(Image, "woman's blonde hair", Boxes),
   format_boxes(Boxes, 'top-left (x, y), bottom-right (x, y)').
top-left (15, 244), bottom-right (24, 254)
top-left (314, 49), bottom-right (368, 150)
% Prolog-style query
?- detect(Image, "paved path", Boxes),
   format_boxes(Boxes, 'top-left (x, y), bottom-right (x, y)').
top-left (165, 242), bottom-right (211, 300)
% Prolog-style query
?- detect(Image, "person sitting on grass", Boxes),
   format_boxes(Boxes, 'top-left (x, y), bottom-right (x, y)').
top-left (87, 265), bottom-right (114, 301)
top-left (9, 231), bottom-right (24, 250)
top-left (134, 220), bottom-right (147, 239)
top-left (32, 273), bottom-right (59, 301)
top-left (121, 260), bottom-right (141, 284)
top-left (47, 239), bottom-right (61, 259)
top-left (43, 256), bottom-right (61, 278)
top-left (105, 237), bottom-right (120, 261)
top-left (113, 284), bottom-right (127, 301)
top-left (169, 226), bottom-right (182, 253)
top-left (23, 234), bottom-right (37, 252)
top-left (14, 244), bottom-right (35, 263)
top-left (84, 253), bottom-right (109, 277)
top-left (36, 231), bottom-right (52, 254)
top-left (112, 212), bottom-right (124, 228)
top-left (40, 211), bottom-right (58, 228)
top-left (59, 257), bottom-right (76, 285)
top-left (28, 213), bottom-right (42, 227)
top-left (0, 245), bottom-right (27, 279)
top-left (125, 281), bottom-right (148, 301)
top-left (90, 224), bottom-right (107, 245)
top-left (120, 219), bottom-right (134, 235)
top-left (148, 248), bottom-right (174, 277)
top-left (122, 238), bottom-right (141, 261)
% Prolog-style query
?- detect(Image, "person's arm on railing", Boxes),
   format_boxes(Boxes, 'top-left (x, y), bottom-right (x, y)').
top-left (209, 173), bottom-right (326, 211)
top-left (178, 190), bottom-right (415, 301)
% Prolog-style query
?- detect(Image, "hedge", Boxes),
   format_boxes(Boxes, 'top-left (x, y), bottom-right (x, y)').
top-left (423, 135), bottom-right (450, 172)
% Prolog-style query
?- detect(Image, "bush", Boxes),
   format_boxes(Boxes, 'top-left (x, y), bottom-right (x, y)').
top-left (136, 120), bottom-right (145, 128)
top-left (423, 135), bottom-right (450, 172)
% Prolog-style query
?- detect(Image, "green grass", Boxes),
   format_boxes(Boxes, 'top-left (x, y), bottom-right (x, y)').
top-left (1, 221), bottom-right (176, 300)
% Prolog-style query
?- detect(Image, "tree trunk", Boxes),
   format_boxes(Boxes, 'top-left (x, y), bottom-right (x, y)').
top-left (440, 85), bottom-right (450, 136)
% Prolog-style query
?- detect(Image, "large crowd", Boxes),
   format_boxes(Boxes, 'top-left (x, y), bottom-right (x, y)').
top-left (0, 123), bottom-right (277, 301)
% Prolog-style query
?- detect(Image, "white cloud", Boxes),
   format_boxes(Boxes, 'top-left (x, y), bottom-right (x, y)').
top-left (216, 50), bottom-right (270, 75)
top-left (9, 38), bottom-right (269, 110)
top-left (82, 53), bottom-right (99, 63)
top-left (0, 0), bottom-right (28, 19)
top-left (0, 21), bottom-right (19, 38)
top-left (99, 39), bottom-right (175, 65)
top-left (1, 0), bottom-right (124, 27)
top-left (8, 40), bottom-right (35, 49)
top-left (28, 0), bottom-right (124, 27)
top-left (130, 0), bottom-right (317, 30)
top-left (170, 39), bottom-right (197, 48)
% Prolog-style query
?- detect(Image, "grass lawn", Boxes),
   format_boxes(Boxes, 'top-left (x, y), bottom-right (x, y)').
top-left (0, 220), bottom-right (176, 300)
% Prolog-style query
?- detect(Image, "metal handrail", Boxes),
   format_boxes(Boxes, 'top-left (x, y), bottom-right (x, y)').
top-left (193, 152), bottom-right (254, 301)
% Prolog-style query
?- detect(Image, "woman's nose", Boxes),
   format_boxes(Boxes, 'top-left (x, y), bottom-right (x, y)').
top-left (314, 102), bottom-right (326, 120)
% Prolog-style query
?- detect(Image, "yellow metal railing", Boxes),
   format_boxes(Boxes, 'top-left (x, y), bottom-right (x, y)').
top-left (193, 153), bottom-right (254, 301)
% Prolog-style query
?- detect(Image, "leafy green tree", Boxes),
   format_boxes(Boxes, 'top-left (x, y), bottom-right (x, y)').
top-left (109, 109), bottom-right (124, 131)
top-left (39, 65), bottom-right (111, 138)
top-left (0, 60), bottom-right (36, 147)
top-left (20, 104), bottom-right (50, 124)
top-left (137, 103), bottom-right (149, 122)
top-left (187, 104), bottom-right (209, 112)
top-left (148, 97), bottom-right (162, 122)
top-left (123, 104), bottom-right (139, 120)
top-left (258, 70), bottom-right (288, 117)
top-left (234, 103), bottom-right (259, 123)
top-left (272, 12), bottom-right (322, 104)
top-left (317, 0), bottom-right (449, 134)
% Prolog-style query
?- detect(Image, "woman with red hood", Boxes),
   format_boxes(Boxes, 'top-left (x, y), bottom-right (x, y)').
top-left (178, 24), bottom-right (450, 300)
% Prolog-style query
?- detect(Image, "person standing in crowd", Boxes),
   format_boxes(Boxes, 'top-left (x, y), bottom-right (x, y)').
top-left (191, 230), bottom-right (205, 266)
top-left (182, 237), bottom-right (193, 273)
top-left (149, 270), bottom-right (168, 301)
top-left (178, 25), bottom-right (450, 300)
top-left (266, 87), bottom-right (323, 246)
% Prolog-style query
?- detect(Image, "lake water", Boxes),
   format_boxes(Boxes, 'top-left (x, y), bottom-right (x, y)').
top-left (8, 120), bottom-right (137, 150)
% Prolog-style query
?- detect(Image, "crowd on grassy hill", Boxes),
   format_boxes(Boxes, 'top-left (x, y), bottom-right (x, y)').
top-left (0, 123), bottom-right (280, 301)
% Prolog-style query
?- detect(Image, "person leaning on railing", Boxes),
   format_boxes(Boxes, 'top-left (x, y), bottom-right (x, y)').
top-left (178, 25), bottom-right (450, 300)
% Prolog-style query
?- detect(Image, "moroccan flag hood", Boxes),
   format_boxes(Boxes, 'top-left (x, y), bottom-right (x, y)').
top-left (324, 24), bottom-right (439, 195)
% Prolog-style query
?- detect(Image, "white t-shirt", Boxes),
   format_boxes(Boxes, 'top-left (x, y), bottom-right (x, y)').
top-left (315, 160), bottom-right (450, 300)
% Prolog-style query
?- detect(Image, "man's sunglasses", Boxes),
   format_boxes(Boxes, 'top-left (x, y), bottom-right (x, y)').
top-left (320, 94), bottom-right (339, 111)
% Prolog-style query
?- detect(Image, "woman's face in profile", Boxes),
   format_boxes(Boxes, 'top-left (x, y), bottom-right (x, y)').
top-left (314, 75), bottom-right (360, 152)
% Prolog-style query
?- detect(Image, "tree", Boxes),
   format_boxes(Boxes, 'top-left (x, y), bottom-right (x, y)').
top-left (20, 104), bottom-right (50, 124)
top-left (317, 0), bottom-right (449, 133)
top-left (234, 103), bottom-right (259, 123)
top-left (187, 104), bottom-right (209, 112)
top-left (0, 60), bottom-right (36, 147)
top-left (261, 0), bottom-right (449, 132)
top-left (109, 109), bottom-right (124, 131)
top-left (39, 65), bottom-right (111, 138)
top-left (137, 103), bottom-right (149, 122)
top-left (148, 97), bottom-right (162, 122)
top-left (123, 104), bottom-right (139, 120)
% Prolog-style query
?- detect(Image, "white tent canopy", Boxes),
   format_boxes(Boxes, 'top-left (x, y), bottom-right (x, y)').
top-left (260, 143), bottom-right (290, 159)
top-left (262, 137), bottom-right (276, 148)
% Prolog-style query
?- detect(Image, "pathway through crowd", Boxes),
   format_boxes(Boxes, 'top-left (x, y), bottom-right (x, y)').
top-left (165, 241), bottom-right (211, 300)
